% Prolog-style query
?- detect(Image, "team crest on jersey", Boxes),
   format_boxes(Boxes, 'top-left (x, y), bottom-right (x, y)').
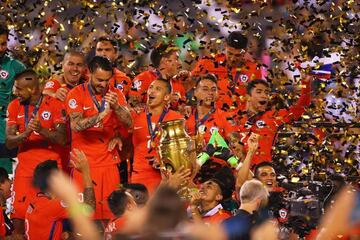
top-left (45, 81), bottom-right (54, 89)
top-left (209, 126), bottom-right (219, 134)
top-left (256, 120), bottom-right (266, 128)
top-left (68, 99), bottom-right (77, 109)
top-left (115, 83), bottom-right (124, 90)
top-left (132, 79), bottom-right (142, 91)
top-left (0, 69), bottom-right (9, 79)
top-left (41, 111), bottom-right (51, 120)
top-left (279, 209), bottom-right (287, 219)
top-left (240, 74), bottom-right (248, 83)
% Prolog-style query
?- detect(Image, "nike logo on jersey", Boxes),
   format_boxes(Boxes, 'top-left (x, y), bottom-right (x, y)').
top-left (133, 126), bottom-right (143, 130)
top-left (83, 106), bottom-right (92, 110)
top-left (17, 114), bottom-right (24, 118)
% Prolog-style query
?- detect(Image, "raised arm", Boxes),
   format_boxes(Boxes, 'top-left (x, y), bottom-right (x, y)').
top-left (235, 133), bottom-right (259, 193)
top-left (70, 149), bottom-right (96, 210)
top-left (276, 74), bottom-right (312, 124)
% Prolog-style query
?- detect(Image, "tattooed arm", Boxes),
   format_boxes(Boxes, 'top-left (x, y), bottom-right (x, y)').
top-left (114, 105), bottom-right (133, 128)
top-left (39, 123), bottom-right (67, 146)
top-left (69, 111), bottom-right (108, 132)
top-left (5, 125), bottom-right (31, 149)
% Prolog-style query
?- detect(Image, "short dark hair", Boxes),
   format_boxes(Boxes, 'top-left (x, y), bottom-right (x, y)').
top-left (96, 36), bottom-right (118, 51)
top-left (246, 79), bottom-right (270, 95)
top-left (107, 189), bottom-right (131, 217)
top-left (0, 26), bottom-right (9, 37)
top-left (150, 43), bottom-right (178, 68)
top-left (153, 78), bottom-right (172, 94)
top-left (0, 167), bottom-right (9, 184)
top-left (195, 73), bottom-right (218, 87)
top-left (122, 183), bottom-right (149, 206)
top-left (14, 69), bottom-right (37, 82)
top-left (88, 56), bottom-right (113, 74)
top-left (254, 162), bottom-right (275, 178)
top-left (32, 160), bottom-right (58, 192)
top-left (227, 31), bottom-right (248, 50)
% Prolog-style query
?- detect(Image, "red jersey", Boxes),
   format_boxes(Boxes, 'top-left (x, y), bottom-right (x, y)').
top-left (191, 53), bottom-right (262, 110)
top-left (0, 210), bottom-right (5, 238)
top-left (25, 194), bottom-right (67, 240)
top-left (43, 75), bottom-right (88, 94)
top-left (235, 79), bottom-right (311, 165)
top-left (109, 68), bottom-right (132, 98)
top-left (43, 77), bottom-right (63, 93)
top-left (7, 96), bottom-right (66, 177)
top-left (104, 216), bottom-right (126, 239)
top-left (129, 69), bottom-right (186, 103)
top-left (65, 83), bottom-right (127, 167)
top-left (185, 108), bottom-right (234, 144)
top-left (131, 109), bottom-right (183, 191)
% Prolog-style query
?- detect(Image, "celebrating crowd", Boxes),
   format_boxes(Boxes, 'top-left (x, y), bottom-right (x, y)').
top-left (0, 0), bottom-right (359, 239)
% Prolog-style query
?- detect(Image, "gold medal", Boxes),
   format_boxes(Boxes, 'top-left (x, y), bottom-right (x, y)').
top-left (198, 125), bottom-right (206, 134)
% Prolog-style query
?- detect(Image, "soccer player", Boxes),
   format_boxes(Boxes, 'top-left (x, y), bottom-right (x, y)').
top-left (235, 74), bottom-right (312, 165)
top-left (95, 36), bottom-right (132, 97)
top-left (104, 189), bottom-right (137, 239)
top-left (189, 167), bottom-right (234, 223)
top-left (191, 31), bottom-right (262, 111)
top-left (25, 149), bottom-right (95, 240)
top-left (185, 74), bottom-right (234, 146)
top-left (5, 69), bottom-right (66, 234)
top-left (128, 43), bottom-right (186, 108)
top-left (65, 56), bottom-right (132, 222)
top-left (0, 25), bottom-right (26, 173)
top-left (43, 51), bottom-right (86, 101)
top-left (131, 79), bottom-right (183, 192)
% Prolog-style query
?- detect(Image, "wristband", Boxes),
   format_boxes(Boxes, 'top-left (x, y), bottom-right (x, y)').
top-left (196, 152), bottom-right (210, 166)
top-left (68, 203), bottom-right (93, 218)
top-left (227, 155), bottom-right (239, 168)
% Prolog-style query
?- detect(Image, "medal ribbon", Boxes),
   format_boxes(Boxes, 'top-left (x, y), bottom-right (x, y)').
top-left (195, 107), bottom-right (215, 134)
top-left (87, 83), bottom-right (106, 112)
top-left (24, 95), bottom-right (44, 127)
top-left (146, 107), bottom-right (168, 142)
top-left (228, 67), bottom-right (242, 93)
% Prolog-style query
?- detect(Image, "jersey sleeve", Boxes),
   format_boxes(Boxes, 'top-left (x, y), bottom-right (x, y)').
top-left (11, 59), bottom-right (26, 74)
top-left (276, 78), bottom-right (311, 124)
top-left (191, 58), bottom-right (213, 78)
top-left (6, 100), bottom-right (18, 126)
top-left (65, 88), bottom-right (84, 115)
top-left (43, 78), bottom-right (61, 92)
top-left (129, 72), bottom-right (151, 98)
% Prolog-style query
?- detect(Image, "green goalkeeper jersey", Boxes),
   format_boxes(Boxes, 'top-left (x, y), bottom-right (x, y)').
top-left (0, 55), bottom-right (26, 143)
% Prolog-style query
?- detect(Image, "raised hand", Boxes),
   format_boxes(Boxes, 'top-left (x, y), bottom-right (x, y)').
top-left (70, 148), bottom-right (90, 173)
top-left (104, 91), bottom-right (118, 110)
top-left (55, 88), bottom-right (68, 102)
top-left (108, 136), bottom-right (123, 152)
top-left (247, 133), bottom-right (260, 154)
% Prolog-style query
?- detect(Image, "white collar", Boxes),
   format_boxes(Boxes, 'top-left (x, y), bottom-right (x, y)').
top-left (203, 204), bottom-right (223, 217)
